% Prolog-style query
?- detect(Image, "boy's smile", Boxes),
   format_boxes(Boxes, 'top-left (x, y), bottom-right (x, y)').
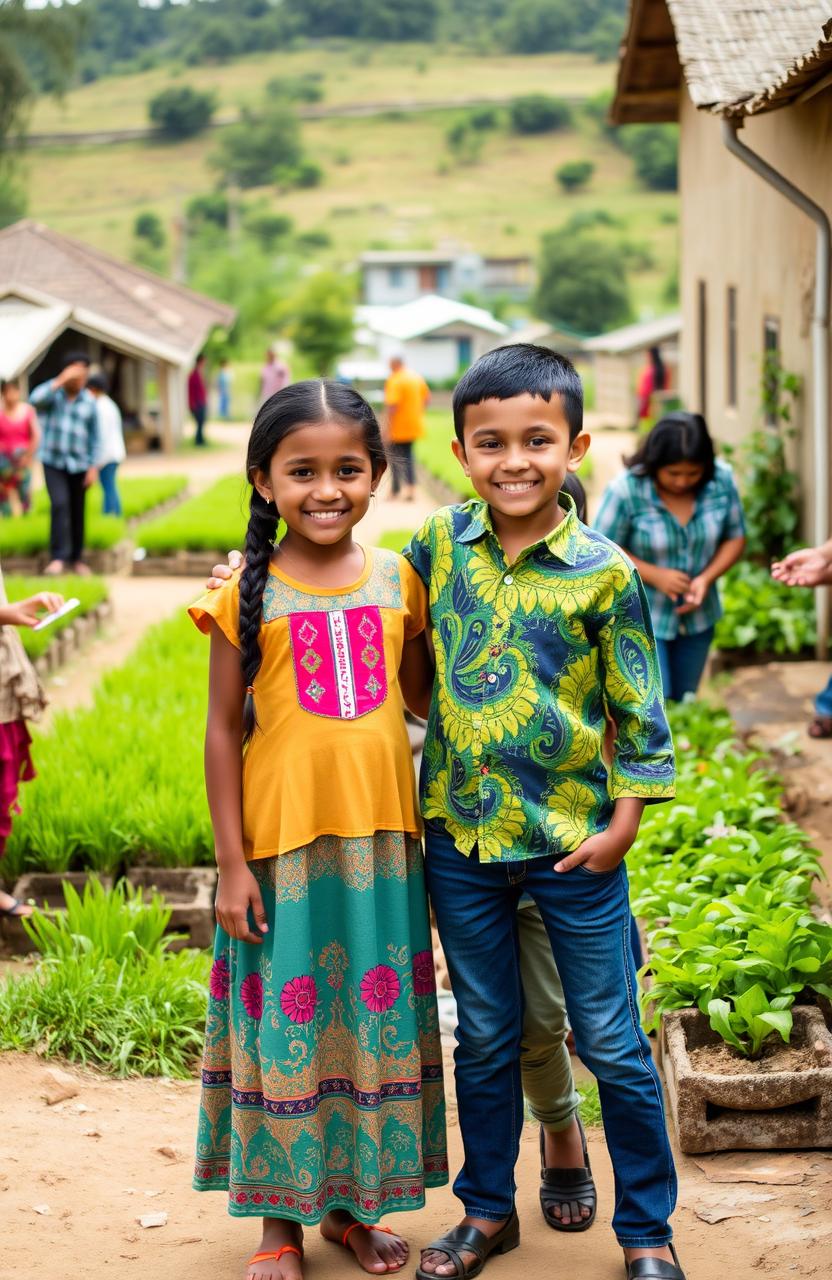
top-left (452, 393), bottom-right (589, 546)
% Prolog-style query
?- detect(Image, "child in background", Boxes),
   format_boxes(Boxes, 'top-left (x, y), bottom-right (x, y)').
top-left (594, 411), bottom-right (745, 702)
top-left (87, 373), bottom-right (125, 517)
top-left (0, 378), bottom-right (40, 516)
top-left (407, 345), bottom-right (683, 1280)
top-left (217, 358), bottom-right (233, 420)
top-left (0, 562), bottom-right (61, 917)
top-left (189, 381), bottom-right (447, 1280)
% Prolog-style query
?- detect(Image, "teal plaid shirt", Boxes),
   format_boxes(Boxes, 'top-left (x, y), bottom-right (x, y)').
top-left (593, 459), bottom-right (746, 641)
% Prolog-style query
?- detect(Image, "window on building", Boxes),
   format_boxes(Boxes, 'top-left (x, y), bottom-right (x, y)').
top-left (763, 316), bottom-right (780, 426)
top-left (697, 280), bottom-right (707, 415)
top-left (726, 286), bottom-right (738, 409)
top-left (388, 267), bottom-right (403, 288)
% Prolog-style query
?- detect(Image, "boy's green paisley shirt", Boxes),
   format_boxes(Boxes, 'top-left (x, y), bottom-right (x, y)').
top-left (405, 497), bottom-right (675, 863)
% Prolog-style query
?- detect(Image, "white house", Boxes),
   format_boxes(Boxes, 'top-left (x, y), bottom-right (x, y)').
top-left (359, 250), bottom-right (534, 307)
top-left (350, 294), bottom-right (509, 383)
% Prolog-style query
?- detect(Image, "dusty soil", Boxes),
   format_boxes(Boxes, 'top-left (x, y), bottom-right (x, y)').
top-left (690, 1040), bottom-right (824, 1076)
top-left (3, 1037), bottom-right (832, 1280)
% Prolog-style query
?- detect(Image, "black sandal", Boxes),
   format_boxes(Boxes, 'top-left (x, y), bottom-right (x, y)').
top-left (539, 1116), bottom-right (597, 1232)
top-left (415, 1211), bottom-right (519, 1280)
top-left (624, 1243), bottom-right (686, 1279)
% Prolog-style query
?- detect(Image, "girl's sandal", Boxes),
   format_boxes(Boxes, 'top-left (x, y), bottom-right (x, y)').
top-left (538, 1117), bottom-right (597, 1232)
top-left (247, 1246), bottom-right (303, 1275)
top-left (341, 1222), bottom-right (404, 1271)
top-left (808, 715), bottom-right (832, 739)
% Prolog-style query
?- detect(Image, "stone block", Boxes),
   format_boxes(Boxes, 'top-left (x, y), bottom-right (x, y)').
top-left (661, 1006), bottom-right (832, 1153)
top-left (2, 872), bottom-right (114, 953)
top-left (126, 866), bottom-right (217, 950)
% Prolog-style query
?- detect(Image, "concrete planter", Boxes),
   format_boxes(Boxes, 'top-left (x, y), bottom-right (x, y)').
top-left (2, 543), bottom-right (132, 576)
top-left (661, 1006), bottom-right (832, 1153)
top-left (125, 866), bottom-right (217, 950)
top-left (2, 871), bottom-right (114, 953)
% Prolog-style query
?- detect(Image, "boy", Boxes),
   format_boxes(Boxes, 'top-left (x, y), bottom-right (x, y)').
top-left (407, 345), bottom-right (683, 1280)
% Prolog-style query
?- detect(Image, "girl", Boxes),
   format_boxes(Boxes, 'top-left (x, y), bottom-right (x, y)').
top-left (595, 411), bottom-right (746, 701)
top-left (0, 561), bottom-right (59, 917)
top-left (635, 346), bottom-right (668, 425)
top-left (0, 378), bottom-right (40, 516)
top-left (189, 381), bottom-right (447, 1280)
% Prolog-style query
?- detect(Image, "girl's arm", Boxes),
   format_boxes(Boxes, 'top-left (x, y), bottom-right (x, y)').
top-left (399, 631), bottom-right (435, 720)
top-left (26, 407), bottom-right (41, 461)
top-left (677, 535), bottom-right (746, 614)
top-left (205, 623), bottom-right (268, 944)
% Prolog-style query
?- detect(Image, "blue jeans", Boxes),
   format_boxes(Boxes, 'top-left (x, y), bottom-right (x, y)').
top-left (424, 822), bottom-right (676, 1247)
top-left (655, 626), bottom-right (714, 702)
top-left (816, 674), bottom-right (832, 718)
top-left (99, 461), bottom-right (122, 516)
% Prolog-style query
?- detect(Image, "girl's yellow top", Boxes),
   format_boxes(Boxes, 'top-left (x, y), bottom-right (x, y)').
top-left (189, 547), bottom-right (426, 862)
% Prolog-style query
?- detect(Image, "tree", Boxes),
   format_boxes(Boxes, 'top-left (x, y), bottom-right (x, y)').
top-left (211, 102), bottom-right (304, 190)
top-left (624, 124), bottom-right (678, 191)
top-left (287, 272), bottom-right (355, 376)
top-left (535, 229), bottom-right (632, 334)
top-left (556, 160), bottom-right (594, 192)
top-left (133, 210), bottom-right (165, 251)
top-left (148, 86), bottom-right (217, 140)
top-left (500, 0), bottom-right (579, 53)
top-left (509, 95), bottom-right (572, 135)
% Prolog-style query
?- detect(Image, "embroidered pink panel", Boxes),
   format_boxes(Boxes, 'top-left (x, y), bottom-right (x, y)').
top-left (288, 606), bottom-right (388, 719)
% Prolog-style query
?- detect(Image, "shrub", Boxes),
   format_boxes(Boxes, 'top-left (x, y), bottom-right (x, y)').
top-left (148, 85), bottom-right (216, 139)
top-left (509, 94), bottom-right (572, 135)
top-left (556, 160), bottom-right (594, 192)
top-left (133, 209), bottom-right (165, 249)
top-left (714, 562), bottom-right (816, 655)
top-left (535, 228), bottom-right (632, 334)
top-left (623, 124), bottom-right (678, 191)
top-left (243, 208), bottom-right (294, 250)
top-left (211, 102), bottom-right (303, 190)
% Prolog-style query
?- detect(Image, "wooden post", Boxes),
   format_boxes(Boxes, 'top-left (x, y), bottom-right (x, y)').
top-left (157, 361), bottom-right (174, 454)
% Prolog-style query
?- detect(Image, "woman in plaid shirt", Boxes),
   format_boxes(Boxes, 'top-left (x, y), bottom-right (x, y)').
top-left (595, 412), bottom-right (746, 701)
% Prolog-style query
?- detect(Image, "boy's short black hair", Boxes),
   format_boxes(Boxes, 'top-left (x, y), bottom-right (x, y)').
top-left (60, 350), bottom-right (91, 371)
top-left (452, 343), bottom-right (583, 443)
top-left (86, 372), bottom-right (109, 393)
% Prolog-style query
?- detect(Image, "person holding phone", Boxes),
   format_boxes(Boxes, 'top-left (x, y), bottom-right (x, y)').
top-left (0, 562), bottom-right (62, 917)
top-left (594, 412), bottom-right (746, 702)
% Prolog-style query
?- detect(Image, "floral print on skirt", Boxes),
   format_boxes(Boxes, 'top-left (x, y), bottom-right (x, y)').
top-left (193, 832), bottom-right (448, 1223)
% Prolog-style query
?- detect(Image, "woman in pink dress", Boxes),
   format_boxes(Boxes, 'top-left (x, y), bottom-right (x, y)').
top-left (0, 378), bottom-right (40, 516)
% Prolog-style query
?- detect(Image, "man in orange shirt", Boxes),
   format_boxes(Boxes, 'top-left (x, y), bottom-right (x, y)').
top-left (384, 355), bottom-right (430, 502)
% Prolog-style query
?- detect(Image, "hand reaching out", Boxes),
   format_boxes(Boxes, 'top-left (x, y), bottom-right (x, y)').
top-left (771, 545), bottom-right (832, 588)
top-left (0, 591), bottom-right (63, 629)
top-left (206, 549), bottom-right (244, 591)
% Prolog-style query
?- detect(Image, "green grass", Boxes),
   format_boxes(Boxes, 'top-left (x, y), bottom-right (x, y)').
top-left (0, 879), bottom-right (209, 1078)
top-left (377, 529), bottom-right (417, 553)
top-left (31, 47), bottom-right (614, 135)
top-left (29, 474), bottom-right (188, 522)
top-left (6, 612), bottom-right (212, 877)
top-left (137, 473), bottom-right (250, 554)
top-left (23, 53), bottom-right (677, 319)
top-left (5, 574), bottom-right (109, 661)
top-left (0, 511), bottom-right (126, 557)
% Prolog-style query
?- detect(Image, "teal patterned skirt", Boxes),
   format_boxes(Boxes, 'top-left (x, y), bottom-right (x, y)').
top-left (193, 832), bottom-right (448, 1223)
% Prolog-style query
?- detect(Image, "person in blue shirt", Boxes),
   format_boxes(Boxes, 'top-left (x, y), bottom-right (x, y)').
top-left (594, 412), bottom-right (746, 702)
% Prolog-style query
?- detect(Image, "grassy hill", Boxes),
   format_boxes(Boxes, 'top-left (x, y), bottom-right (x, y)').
top-left (23, 45), bottom-right (677, 323)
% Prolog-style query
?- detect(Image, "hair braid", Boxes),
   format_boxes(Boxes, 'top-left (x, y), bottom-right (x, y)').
top-left (239, 489), bottom-right (278, 743)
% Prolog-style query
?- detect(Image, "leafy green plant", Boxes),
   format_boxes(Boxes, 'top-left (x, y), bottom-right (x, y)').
top-left (715, 562), bottom-right (817, 655)
top-left (22, 877), bottom-right (173, 963)
top-left (707, 986), bottom-right (792, 1058)
top-left (137, 474), bottom-right (249, 554)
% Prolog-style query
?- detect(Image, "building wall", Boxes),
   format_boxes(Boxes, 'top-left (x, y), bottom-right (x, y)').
top-left (679, 88), bottom-right (832, 536)
top-left (372, 326), bottom-right (501, 382)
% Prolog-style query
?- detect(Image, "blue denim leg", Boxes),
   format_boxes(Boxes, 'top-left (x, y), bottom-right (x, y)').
top-left (424, 823), bottom-right (524, 1221)
top-left (523, 857), bottom-right (677, 1247)
top-left (99, 462), bottom-right (122, 516)
top-left (815, 674), bottom-right (832, 718)
top-left (656, 627), bottom-right (714, 701)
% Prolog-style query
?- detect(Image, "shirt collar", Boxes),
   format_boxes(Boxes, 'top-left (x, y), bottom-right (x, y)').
top-left (455, 494), bottom-right (581, 567)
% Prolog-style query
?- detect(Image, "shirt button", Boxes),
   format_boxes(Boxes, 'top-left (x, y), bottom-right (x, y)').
top-left (486, 673), bottom-right (497, 684)
top-left (504, 574), bottom-right (514, 585)
top-left (480, 765), bottom-right (490, 775)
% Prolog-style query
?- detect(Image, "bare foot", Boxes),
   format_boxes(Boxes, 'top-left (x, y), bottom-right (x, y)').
top-left (246, 1218), bottom-right (303, 1280)
top-left (72, 562), bottom-right (92, 576)
top-left (544, 1117), bottom-right (592, 1226)
top-left (43, 560), bottom-right (65, 576)
top-left (419, 1216), bottom-right (509, 1277)
top-left (321, 1209), bottom-right (408, 1273)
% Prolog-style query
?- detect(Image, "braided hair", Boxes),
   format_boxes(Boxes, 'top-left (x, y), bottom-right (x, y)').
top-left (239, 379), bottom-right (386, 742)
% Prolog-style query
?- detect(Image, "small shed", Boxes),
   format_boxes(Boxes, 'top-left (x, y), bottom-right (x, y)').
top-left (353, 294), bottom-right (509, 383)
top-left (0, 220), bottom-right (235, 451)
top-left (582, 313), bottom-right (681, 423)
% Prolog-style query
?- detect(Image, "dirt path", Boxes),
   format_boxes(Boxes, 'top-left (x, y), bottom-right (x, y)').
top-left (2, 1037), bottom-right (829, 1280)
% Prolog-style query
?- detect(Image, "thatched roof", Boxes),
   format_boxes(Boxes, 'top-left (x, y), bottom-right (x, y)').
top-left (613, 0), bottom-right (832, 123)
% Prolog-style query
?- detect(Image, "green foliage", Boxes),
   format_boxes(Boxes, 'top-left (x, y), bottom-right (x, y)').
top-left (6, 614), bottom-right (214, 875)
top-left (138, 473), bottom-right (248, 554)
top-left (445, 118), bottom-right (484, 166)
top-left (0, 881), bottom-right (209, 1077)
top-left (211, 100), bottom-right (303, 190)
top-left (148, 84), bottom-right (217, 139)
top-left (5, 573), bottom-right (109, 662)
top-left (715, 562), bottom-right (816, 655)
top-left (283, 0), bottom-right (441, 41)
top-left (556, 159), bottom-right (594, 192)
top-left (266, 73), bottom-right (325, 105)
top-left (535, 227), bottom-right (632, 335)
top-left (620, 124), bottom-right (679, 191)
top-left (509, 94), bottom-right (572, 135)
top-left (0, 510), bottom-right (125, 557)
top-left (377, 528), bottom-right (416, 554)
top-left (577, 1080), bottom-right (602, 1127)
top-left (133, 209), bottom-right (165, 250)
top-left (630, 699), bottom-right (832, 1058)
top-left (242, 207), bottom-right (294, 251)
top-left (498, 0), bottom-right (624, 57)
top-left (285, 271), bottom-right (355, 376)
